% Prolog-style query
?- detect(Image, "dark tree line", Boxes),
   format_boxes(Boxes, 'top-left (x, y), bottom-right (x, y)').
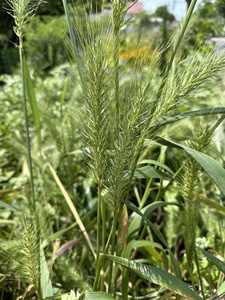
top-left (0, 0), bottom-right (104, 34)
top-left (0, 0), bottom-right (105, 73)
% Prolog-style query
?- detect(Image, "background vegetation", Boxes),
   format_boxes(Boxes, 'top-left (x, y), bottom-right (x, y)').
top-left (1, 0), bottom-right (225, 299)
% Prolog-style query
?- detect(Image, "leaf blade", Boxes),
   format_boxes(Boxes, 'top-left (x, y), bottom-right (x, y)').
top-left (154, 137), bottom-right (225, 195)
top-left (24, 58), bottom-right (41, 148)
top-left (79, 292), bottom-right (115, 300)
top-left (104, 254), bottom-right (202, 300)
top-left (197, 246), bottom-right (225, 274)
top-left (154, 108), bottom-right (225, 129)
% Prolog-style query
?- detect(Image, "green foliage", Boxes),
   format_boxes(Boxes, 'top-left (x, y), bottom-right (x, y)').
top-left (24, 15), bottom-right (68, 70)
top-left (216, 0), bottom-right (225, 18)
top-left (79, 292), bottom-right (115, 300)
top-left (154, 5), bottom-right (175, 23)
top-left (105, 254), bottom-right (203, 299)
top-left (2, 0), bottom-right (225, 299)
top-left (187, 0), bottom-right (225, 47)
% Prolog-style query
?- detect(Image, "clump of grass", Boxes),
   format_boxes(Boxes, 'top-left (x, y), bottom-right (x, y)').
top-left (65, 0), bottom-right (225, 296)
top-left (2, 0), bottom-right (225, 298)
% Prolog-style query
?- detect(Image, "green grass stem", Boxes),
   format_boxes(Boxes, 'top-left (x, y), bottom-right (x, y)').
top-left (153, 0), bottom-right (198, 110)
top-left (167, 0), bottom-right (198, 73)
top-left (46, 159), bottom-right (96, 260)
top-left (19, 40), bottom-right (36, 208)
top-left (62, 0), bottom-right (76, 53)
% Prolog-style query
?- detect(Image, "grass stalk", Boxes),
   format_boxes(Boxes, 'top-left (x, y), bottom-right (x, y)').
top-left (154, 0), bottom-right (198, 107)
top-left (96, 184), bottom-right (102, 257)
top-left (93, 183), bottom-right (105, 291)
top-left (5, 0), bottom-right (40, 208)
top-left (4, 2), bottom-right (42, 296)
top-left (194, 247), bottom-right (206, 300)
top-left (108, 207), bottom-right (119, 294)
top-left (61, 0), bottom-right (76, 53)
top-left (113, 32), bottom-right (120, 131)
top-left (166, 0), bottom-right (198, 73)
top-left (46, 160), bottom-right (96, 260)
top-left (112, 0), bottom-right (128, 130)
top-left (19, 38), bottom-right (36, 208)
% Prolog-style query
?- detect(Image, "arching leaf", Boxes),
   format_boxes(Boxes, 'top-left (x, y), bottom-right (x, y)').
top-left (154, 137), bottom-right (225, 195)
top-left (104, 254), bottom-right (202, 300)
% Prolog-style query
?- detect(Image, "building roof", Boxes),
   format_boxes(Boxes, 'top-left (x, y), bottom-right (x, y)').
top-left (127, 1), bottom-right (144, 15)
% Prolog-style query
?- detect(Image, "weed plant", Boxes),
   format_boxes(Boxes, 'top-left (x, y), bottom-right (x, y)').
top-left (1, 0), bottom-right (225, 299)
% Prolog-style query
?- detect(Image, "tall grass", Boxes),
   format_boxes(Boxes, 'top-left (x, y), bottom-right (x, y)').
top-left (64, 0), bottom-right (225, 299)
top-left (2, 0), bottom-right (225, 299)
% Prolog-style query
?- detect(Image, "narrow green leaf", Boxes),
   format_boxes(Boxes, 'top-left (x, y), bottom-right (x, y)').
top-left (126, 199), bottom-right (177, 246)
top-left (79, 292), bottom-right (115, 300)
top-left (40, 246), bottom-right (54, 298)
top-left (125, 199), bottom-right (182, 279)
top-left (24, 58), bottom-right (41, 147)
top-left (134, 166), bottom-right (171, 180)
top-left (197, 194), bottom-right (225, 216)
top-left (105, 254), bottom-right (202, 300)
top-left (153, 107), bottom-right (225, 129)
top-left (138, 159), bottom-right (174, 174)
top-left (47, 161), bottom-right (96, 259)
top-left (197, 246), bottom-right (225, 274)
top-left (0, 200), bottom-right (19, 212)
top-left (154, 137), bottom-right (225, 195)
top-left (124, 240), bottom-right (164, 262)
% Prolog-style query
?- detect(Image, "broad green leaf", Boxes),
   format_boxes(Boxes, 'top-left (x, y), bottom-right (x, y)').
top-left (105, 254), bottom-right (202, 300)
top-left (40, 246), bottom-right (54, 298)
top-left (153, 107), bottom-right (225, 129)
top-left (24, 57), bottom-right (41, 148)
top-left (134, 166), bottom-right (171, 180)
top-left (197, 246), bottom-right (225, 273)
top-left (79, 292), bottom-right (115, 300)
top-left (154, 137), bottom-right (225, 195)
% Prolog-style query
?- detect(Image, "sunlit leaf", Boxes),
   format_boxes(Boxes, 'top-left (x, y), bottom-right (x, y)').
top-left (57, 290), bottom-right (77, 300)
top-left (137, 159), bottom-right (174, 174)
top-left (153, 107), bottom-right (225, 129)
top-left (79, 292), bottom-right (115, 300)
top-left (125, 199), bottom-right (182, 279)
top-left (134, 166), bottom-right (171, 180)
top-left (154, 137), bottom-right (225, 195)
top-left (197, 246), bottom-right (225, 273)
top-left (105, 254), bottom-right (202, 299)
top-left (40, 246), bottom-right (54, 298)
